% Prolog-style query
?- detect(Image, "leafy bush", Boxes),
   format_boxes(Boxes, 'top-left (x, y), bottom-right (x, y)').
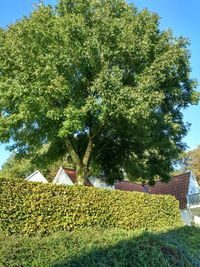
top-left (0, 179), bottom-right (182, 235)
top-left (0, 227), bottom-right (199, 267)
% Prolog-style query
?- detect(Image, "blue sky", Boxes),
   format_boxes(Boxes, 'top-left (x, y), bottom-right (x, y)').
top-left (0, 0), bottom-right (199, 167)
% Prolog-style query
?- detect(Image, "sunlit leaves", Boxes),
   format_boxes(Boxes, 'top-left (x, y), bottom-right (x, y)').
top-left (0, 0), bottom-right (198, 183)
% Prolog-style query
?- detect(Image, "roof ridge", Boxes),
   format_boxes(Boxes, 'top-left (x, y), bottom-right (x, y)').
top-left (116, 172), bottom-right (191, 187)
top-left (152, 172), bottom-right (191, 184)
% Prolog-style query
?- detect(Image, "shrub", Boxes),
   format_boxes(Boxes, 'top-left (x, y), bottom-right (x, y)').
top-left (0, 179), bottom-right (182, 235)
top-left (0, 227), bottom-right (199, 267)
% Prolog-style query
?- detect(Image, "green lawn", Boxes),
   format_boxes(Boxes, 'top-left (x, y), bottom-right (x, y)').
top-left (1, 226), bottom-right (200, 267)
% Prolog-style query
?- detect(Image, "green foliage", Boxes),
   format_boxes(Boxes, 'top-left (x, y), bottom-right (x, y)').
top-left (0, 179), bottom-right (182, 235)
top-left (0, 0), bottom-right (199, 184)
top-left (165, 226), bottom-right (200, 259)
top-left (175, 145), bottom-right (200, 183)
top-left (0, 152), bottom-right (69, 182)
top-left (0, 227), bottom-right (199, 267)
top-left (0, 155), bottom-right (33, 180)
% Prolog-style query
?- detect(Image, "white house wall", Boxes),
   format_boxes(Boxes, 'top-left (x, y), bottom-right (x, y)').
top-left (188, 172), bottom-right (200, 195)
top-left (25, 171), bottom-right (48, 183)
top-left (180, 209), bottom-right (192, 226)
top-left (53, 167), bottom-right (74, 185)
top-left (89, 177), bottom-right (114, 189)
top-left (193, 215), bottom-right (200, 225)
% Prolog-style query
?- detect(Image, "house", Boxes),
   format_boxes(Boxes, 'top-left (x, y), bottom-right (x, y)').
top-left (25, 170), bottom-right (48, 183)
top-left (53, 167), bottom-right (114, 189)
top-left (53, 167), bottom-right (93, 186)
top-left (115, 172), bottom-right (200, 226)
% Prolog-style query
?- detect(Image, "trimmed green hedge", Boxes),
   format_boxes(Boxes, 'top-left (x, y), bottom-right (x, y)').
top-left (0, 179), bottom-right (182, 235)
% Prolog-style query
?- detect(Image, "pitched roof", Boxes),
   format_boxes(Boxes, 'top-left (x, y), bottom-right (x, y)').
top-left (148, 172), bottom-right (191, 209)
top-left (115, 181), bottom-right (147, 192)
top-left (115, 172), bottom-right (191, 209)
top-left (25, 170), bottom-right (48, 183)
top-left (64, 168), bottom-right (93, 186)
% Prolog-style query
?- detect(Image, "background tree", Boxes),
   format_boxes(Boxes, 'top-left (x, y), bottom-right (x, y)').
top-left (0, 155), bottom-right (33, 180)
top-left (0, 144), bottom-right (72, 181)
top-left (176, 145), bottom-right (200, 183)
top-left (0, 0), bottom-right (198, 184)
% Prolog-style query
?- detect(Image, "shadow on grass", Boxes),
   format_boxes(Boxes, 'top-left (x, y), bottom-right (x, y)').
top-left (1, 226), bottom-right (200, 267)
top-left (52, 227), bottom-right (200, 267)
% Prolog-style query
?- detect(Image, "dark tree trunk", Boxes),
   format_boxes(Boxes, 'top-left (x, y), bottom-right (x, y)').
top-left (65, 135), bottom-right (93, 185)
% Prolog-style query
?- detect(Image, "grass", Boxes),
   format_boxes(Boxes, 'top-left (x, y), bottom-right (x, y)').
top-left (1, 226), bottom-right (200, 267)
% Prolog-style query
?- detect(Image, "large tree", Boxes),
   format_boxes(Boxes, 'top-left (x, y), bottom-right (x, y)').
top-left (0, 0), bottom-right (198, 184)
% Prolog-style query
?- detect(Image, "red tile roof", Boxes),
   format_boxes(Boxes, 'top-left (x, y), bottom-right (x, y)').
top-left (64, 168), bottom-right (93, 186)
top-left (148, 173), bottom-right (191, 209)
top-left (115, 181), bottom-right (147, 192)
top-left (115, 172), bottom-right (191, 209)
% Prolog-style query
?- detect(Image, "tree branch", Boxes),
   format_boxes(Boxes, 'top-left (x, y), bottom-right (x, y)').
top-left (65, 137), bottom-right (81, 165)
top-left (92, 120), bottom-right (107, 139)
top-left (83, 134), bottom-right (93, 167)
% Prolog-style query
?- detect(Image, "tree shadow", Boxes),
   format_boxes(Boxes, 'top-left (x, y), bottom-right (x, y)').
top-left (51, 226), bottom-right (200, 267)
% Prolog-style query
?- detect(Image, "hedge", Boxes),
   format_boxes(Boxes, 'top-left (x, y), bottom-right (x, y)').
top-left (1, 227), bottom-right (199, 267)
top-left (0, 179), bottom-right (182, 235)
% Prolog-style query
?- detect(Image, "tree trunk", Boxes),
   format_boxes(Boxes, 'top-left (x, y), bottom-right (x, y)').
top-left (65, 136), bottom-right (93, 185)
top-left (76, 164), bottom-right (87, 185)
top-left (83, 135), bottom-right (93, 166)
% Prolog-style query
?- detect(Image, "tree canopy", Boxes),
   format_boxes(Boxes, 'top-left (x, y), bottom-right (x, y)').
top-left (0, 0), bottom-right (198, 184)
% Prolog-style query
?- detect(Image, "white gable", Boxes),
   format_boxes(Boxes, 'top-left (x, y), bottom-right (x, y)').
top-left (25, 171), bottom-right (48, 183)
top-left (188, 172), bottom-right (200, 195)
top-left (53, 167), bottom-right (74, 185)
